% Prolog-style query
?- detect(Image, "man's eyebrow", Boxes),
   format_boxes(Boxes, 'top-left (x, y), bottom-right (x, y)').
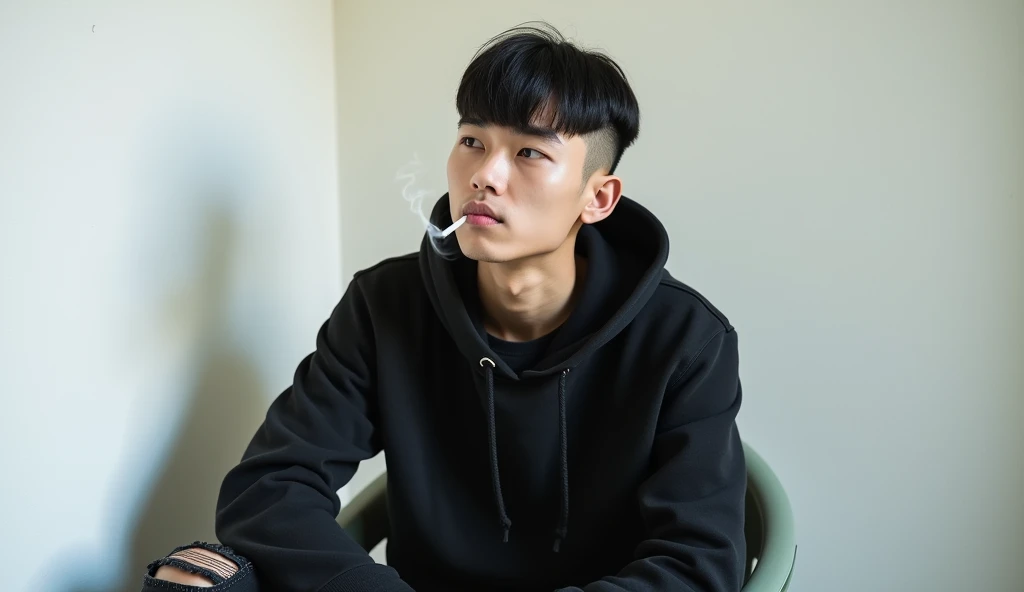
top-left (514, 124), bottom-right (563, 145)
top-left (458, 117), bottom-right (563, 145)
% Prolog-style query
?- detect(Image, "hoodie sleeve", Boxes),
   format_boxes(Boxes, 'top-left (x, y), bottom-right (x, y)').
top-left (215, 278), bottom-right (415, 592)
top-left (559, 328), bottom-right (746, 592)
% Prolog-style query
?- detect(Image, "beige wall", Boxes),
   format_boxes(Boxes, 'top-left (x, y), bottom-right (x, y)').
top-left (0, 2), bottom-right (341, 591)
top-left (333, 1), bottom-right (1024, 590)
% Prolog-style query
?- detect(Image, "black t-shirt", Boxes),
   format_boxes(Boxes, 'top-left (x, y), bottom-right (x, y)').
top-left (486, 330), bottom-right (559, 374)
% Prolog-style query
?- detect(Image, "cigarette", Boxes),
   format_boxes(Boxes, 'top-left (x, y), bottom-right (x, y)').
top-left (440, 215), bottom-right (467, 238)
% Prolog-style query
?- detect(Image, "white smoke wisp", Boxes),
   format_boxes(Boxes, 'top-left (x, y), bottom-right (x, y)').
top-left (395, 154), bottom-right (463, 259)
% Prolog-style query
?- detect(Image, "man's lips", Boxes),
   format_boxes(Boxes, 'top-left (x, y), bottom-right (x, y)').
top-left (466, 214), bottom-right (500, 226)
top-left (462, 202), bottom-right (502, 225)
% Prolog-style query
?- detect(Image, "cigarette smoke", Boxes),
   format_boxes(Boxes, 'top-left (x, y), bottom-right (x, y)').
top-left (395, 154), bottom-right (461, 260)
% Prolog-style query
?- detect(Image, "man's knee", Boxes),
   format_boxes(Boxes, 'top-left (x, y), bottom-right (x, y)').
top-left (141, 541), bottom-right (257, 591)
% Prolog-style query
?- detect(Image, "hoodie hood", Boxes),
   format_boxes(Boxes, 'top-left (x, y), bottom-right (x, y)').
top-left (419, 193), bottom-right (670, 379)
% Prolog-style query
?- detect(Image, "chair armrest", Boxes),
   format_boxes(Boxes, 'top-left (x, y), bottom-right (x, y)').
top-left (742, 442), bottom-right (797, 592)
top-left (337, 472), bottom-right (390, 552)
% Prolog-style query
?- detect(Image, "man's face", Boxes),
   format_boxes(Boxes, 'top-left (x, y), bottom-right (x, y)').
top-left (446, 117), bottom-right (592, 263)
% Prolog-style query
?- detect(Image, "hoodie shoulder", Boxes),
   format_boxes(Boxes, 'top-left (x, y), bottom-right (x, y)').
top-left (654, 270), bottom-right (733, 333)
top-left (352, 252), bottom-right (418, 278)
top-left (351, 252), bottom-right (420, 291)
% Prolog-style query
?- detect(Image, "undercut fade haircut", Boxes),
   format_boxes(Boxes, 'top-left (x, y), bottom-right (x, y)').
top-left (455, 23), bottom-right (640, 179)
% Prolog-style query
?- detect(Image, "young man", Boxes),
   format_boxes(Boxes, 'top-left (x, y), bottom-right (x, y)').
top-left (142, 24), bottom-right (746, 592)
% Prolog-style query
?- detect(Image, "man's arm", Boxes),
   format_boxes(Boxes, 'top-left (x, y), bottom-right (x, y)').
top-left (214, 277), bottom-right (415, 592)
top-left (559, 328), bottom-right (747, 592)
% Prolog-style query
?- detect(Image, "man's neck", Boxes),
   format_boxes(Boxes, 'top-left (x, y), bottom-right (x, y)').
top-left (477, 238), bottom-right (587, 343)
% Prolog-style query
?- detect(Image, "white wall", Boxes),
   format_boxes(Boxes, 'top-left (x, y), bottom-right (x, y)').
top-left (0, 2), bottom-right (341, 591)
top-left (332, 1), bottom-right (1024, 590)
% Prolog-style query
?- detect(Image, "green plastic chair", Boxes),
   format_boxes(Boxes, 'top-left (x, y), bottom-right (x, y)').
top-left (338, 442), bottom-right (796, 591)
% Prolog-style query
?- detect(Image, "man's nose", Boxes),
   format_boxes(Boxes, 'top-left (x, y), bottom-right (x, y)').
top-left (470, 153), bottom-right (509, 195)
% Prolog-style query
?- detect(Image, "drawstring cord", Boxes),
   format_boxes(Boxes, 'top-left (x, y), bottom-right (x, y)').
top-left (553, 368), bottom-right (570, 552)
top-left (481, 357), bottom-right (512, 543)
top-left (480, 358), bottom-right (570, 552)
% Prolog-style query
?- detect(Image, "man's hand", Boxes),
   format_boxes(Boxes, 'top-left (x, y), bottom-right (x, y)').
top-left (153, 546), bottom-right (238, 587)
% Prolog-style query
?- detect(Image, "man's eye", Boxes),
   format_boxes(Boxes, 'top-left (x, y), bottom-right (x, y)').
top-left (519, 148), bottom-right (544, 159)
top-left (461, 137), bottom-right (483, 149)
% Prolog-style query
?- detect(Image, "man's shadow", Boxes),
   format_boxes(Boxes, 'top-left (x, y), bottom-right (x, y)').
top-left (116, 209), bottom-right (270, 592)
top-left (54, 205), bottom-right (271, 592)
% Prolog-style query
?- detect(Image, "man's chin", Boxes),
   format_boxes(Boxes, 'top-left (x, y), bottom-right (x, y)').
top-left (459, 245), bottom-right (512, 264)
top-left (461, 251), bottom-right (504, 264)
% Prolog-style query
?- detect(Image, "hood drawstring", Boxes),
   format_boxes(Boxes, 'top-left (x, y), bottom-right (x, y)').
top-left (553, 368), bottom-right (570, 553)
top-left (481, 357), bottom-right (512, 543)
top-left (480, 358), bottom-right (571, 552)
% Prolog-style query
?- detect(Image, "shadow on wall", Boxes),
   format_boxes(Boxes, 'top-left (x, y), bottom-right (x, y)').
top-left (116, 208), bottom-right (269, 592)
top-left (61, 207), bottom-right (270, 592)
top-left (48, 113), bottom-right (275, 592)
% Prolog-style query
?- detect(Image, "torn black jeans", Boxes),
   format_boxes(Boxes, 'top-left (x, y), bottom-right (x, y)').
top-left (140, 541), bottom-right (259, 592)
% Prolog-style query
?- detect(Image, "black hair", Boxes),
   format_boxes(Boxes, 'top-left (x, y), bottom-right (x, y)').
top-left (455, 23), bottom-right (640, 176)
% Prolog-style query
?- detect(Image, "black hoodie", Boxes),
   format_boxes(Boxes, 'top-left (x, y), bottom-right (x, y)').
top-left (216, 195), bottom-right (747, 592)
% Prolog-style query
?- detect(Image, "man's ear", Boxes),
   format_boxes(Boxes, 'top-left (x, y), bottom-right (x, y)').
top-left (579, 174), bottom-right (623, 225)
